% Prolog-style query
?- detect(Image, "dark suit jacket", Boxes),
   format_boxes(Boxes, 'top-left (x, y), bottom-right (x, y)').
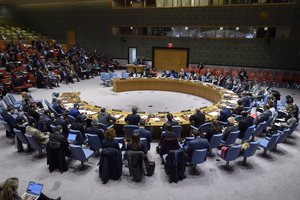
top-left (53, 102), bottom-right (67, 114)
top-left (98, 112), bottom-right (116, 126)
top-left (54, 118), bottom-right (69, 136)
top-left (125, 114), bottom-right (141, 125)
top-left (205, 127), bottom-right (220, 142)
top-left (238, 117), bottom-right (254, 139)
top-left (70, 121), bottom-right (85, 140)
top-left (160, 131), bottom-right (177, 146)
top-left (218, 108), bottom-right (231, 122)
top-left (232, 106), bottom-right (245, 115)
top-left (162, 120), bottom-right (179, 131)
top-left (69, 108), bottom-right (81, 118)
top-left (186, 138), bottom-right (209, 162)
top-left (256, 109), bottom-right (272, 125)
top-left (126, 142), bottom-right (147, 154)
top-left (189, 112), bottom-right (205, 128)
top-left (133, 127), bottom-right (152, 150)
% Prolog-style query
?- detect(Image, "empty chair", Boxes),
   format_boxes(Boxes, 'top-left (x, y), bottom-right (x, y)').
top-left (87, 134), bottom-right (102, 154)
top-left (259, 132), bottom-right (281, 155)
top-left (69, 144), bottom-right (94, 168)
top-left (217, 145), bottom-right (242, 169)
top-left (252, 121), bottom-right (267, 141)
top-left (100, 72), bottom-right (112, 86)
top-left (123, 125), bottom-right (139, 139)
top-left (221, 131), bottom-right (240, 146)
top-left (25, 133), bottom-right (45, 157)
top-left (3, 96), bottom-right (21, 110)
top-left (190, 149), bottom-right (207, 172)
top-left (239, 125), bottom-right (256, 143)
top-left (172, 125), bottom-right (182, 138)
top-left (272, 129), bottom-right (290, 149)
top-left (7, 94), bottom-right (22, 105)
top-left (121, 72), bottom-right (129, 78)
top-left (241, 141), bottom-right (260, 165)
top-left (209, 133), bottom-right (223, 155)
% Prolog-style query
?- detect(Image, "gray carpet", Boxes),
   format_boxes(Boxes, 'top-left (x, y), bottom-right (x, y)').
top-left (1, 74), bottom-right (300, 200)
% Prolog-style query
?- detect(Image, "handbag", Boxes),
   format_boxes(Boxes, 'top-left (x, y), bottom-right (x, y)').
top-left (146, 161), bottom-right (155, 176)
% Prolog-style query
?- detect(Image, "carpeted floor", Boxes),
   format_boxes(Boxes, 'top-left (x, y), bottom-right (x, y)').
top-left (0, 73), bottom-right (300, 200)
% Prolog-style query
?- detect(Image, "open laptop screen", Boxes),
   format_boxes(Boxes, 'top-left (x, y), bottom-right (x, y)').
top-left (26, 182), bottom-right (43, 196)
top-left (68, 133), bottom-right (77, 142)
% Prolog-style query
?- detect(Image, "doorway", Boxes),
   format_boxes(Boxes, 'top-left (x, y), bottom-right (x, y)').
top-left (128, 47), bottom-right (137, 64)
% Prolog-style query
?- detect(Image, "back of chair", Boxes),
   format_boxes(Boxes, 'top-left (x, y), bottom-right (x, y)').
top-left (98, 123), bottom-right (107, 131)
top-left (276, 129), bottom-right (290, 144)
top-left (3, 96), bottom-right (12, 107)
top-left (48, 106), bottom-right (60, 118)
top-left (114, 137), bottom-right (125, 151)
top-left (160, 138), bottom-right (180, 156)
top-left (266, 117), bottom-right (273, 127)
top-left (140, 138), bottom-right (148, 154)
top-left (267, 132), bottom-right (281, 149)
top-left (69, 144), bottom-right (86, 162)
top-left (243, 141), bottom-right (259, 157)
top-left (7, 94), bottom-right (17, 104)
top-left (288, 122), bottom-right (299, 136)
top-left (124, 125), bottom-right (139, 139)
top-left (199, 122), bottom-right (212, 134)
top-left (87, 134), bottom-right (102, 151)
top-left (242, 125), bottom-right (256, 142)
top-left (172, 125), bottom-right (182, 138)
top-left (50, 124), bottom-right (56, 133)
top-left (25, 133), bottom-right (42, 151)
top-left (209, 133), bottom-right (223, 149)
top-left (254, 121), bottom-right (266, 136)
top-left (69, 129), bottom-right (85, 145)
top-left (13, 128), bottom-right (29, 144)
top-left (67, 115), bottom-right (76, 124)
top-left (224, 131), bottom-right (239, 145)
top-left (225, 145), bottom-right (242, 161)
top-left (44, 99), bottom-right (51, 109)
top-left (191, 149), bottom-right (207, 165)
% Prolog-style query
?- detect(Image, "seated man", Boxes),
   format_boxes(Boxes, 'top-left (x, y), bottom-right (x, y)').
top-left (185, 130), bottom-right (209, 163)
top-left (189, 108), bottom-right (205, 128)
top-left (97, 107), bottom-right (116, 126)
top-left (162, 113), bottom-right (179, 131)
top-left (54, 112), bottom-right (70, 136)
top-left (70, 115), bottom-right (86, 140)
top-left (238, 111), bottom-right (254, 139)
top-left (218, 104), bottom-right (231, 122)
top-left (69, 103), bottom-right (81, 118)
top-left (159, 123), bottom-right (177, 146)
top-left (26, 121), bottom-right (50, 146)
top-left (255, 104), bottom-right (272, 126)
top-left (52, 98), bottom-right (67, 114)
top-left (133, 119), bottom-right (152, 150)
top-left (232, 99), bottom-right (245, 116)
top-left (125, 106), bottom-right (141, 125)
top-left (86, 119), bottom-right (104, 141)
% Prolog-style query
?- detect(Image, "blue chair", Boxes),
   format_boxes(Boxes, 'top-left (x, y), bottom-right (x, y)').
top-left (252, 121), bottom-right (267, 141)
top-left (217, 145), bottom-right (242, 169)
top-left (259, 132), bottom-right (281, 155)
top-left (241, 140), bottom-right (260, 165)
top-left (69, 144), bottom-right (94, 168)
top-left (272, 129), bottom-right (290, 149)
top-left (277, 97), bottom-right (287, 110)
top-left (25, 133), bottom-right (45, 157)
top-left (121, 72), bottom-right (129, 78)
top-left (13, 128), bottom-right (30, 149)
top-left (140, 137), bottom-right (148, 154)
top-left (3, 96), bottom-right (21, 110)
top-left (69, 129), bottom-right (87, 145)
top-left (87, 134), bottom-right (102, 154)
top-left (244, 101), bottom-right (256, 110)
top-left (114, 137), bottom-right (125, 151)
top-left (172, 125), bottom-right (182, 138)
top-left (209, 133), bottom-right (223, 155)
top-left (44, 99), bottom-right (52, 109)
top-left (221, 130), bottom-right (240, 146)
top-left (256, 94), bottom-right (269, 107)
top-left (239, 125), bottom-right (256, 143)
top-left (7, 94), bottom-right (22, 105)
top-left (217, 120), bottom-right (227, 129)
top-left (97, 123), bottom-right (114, 131)
top-left (48, 105), bottom-right (61, 118)
top-left (123, 125), bottom-right (139, 139)
top-left (68, 115), bottom-right (76, 124)
top-left (100, 72), bottom-right (112, 86)
top-left (287, 122), bottom-right (299, 137)
top-left (190, 149), bottom-right (207, 172)
top-left (198, 122), bottom-right (212, 134)
top-left (265, 117), bottom-right (274, 127)
top-left (182, 136), bottom-right (194, 148)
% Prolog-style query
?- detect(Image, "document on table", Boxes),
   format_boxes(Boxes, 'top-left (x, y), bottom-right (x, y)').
top-left (207, 111), bottom-right (219, 117)
top-left (114, 114), bottom-right (122, 119)
top-left (153, 118), bottom-right (160, 122)
top-left (174, 117), bottom-right (181, 121)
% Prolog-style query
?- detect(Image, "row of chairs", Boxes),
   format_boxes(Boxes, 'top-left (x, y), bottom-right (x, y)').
top-left (100, 72), bottom-right (119, 86)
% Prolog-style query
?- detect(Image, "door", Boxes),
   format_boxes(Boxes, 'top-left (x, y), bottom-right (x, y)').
top-left (128, 47), bottom-right (137, 64)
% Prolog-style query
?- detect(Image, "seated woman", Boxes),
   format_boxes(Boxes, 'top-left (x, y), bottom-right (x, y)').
top-left (222, 117), bottom-right (239, 141)
top-left (102, 128), bottom-right (120, 151)
top-left (0, 177), bottom-right (61, 200)
top-left (126, 133), bottom-right (147, 155)
top-left (204, 119), bottom-right (222, 142)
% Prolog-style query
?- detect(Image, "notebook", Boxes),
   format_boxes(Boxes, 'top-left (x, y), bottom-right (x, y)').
top-left (68, 133), bottom-right (77, 142)
top-left (21, 181), bottom-right (43, 200)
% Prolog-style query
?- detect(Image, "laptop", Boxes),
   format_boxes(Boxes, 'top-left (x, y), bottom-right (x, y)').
top-left (68, 133), bottom-right (77, 143)
top-left (21, 181), bottom-right (43, 200)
